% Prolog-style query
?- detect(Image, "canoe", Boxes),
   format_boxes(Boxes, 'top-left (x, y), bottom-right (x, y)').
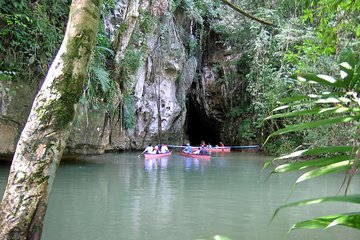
top-left (144, 151), bottom-right (172, 158)
top-left (179, 151), bottom-right (211, 159)
top-left (206, 147), bottom-right (231, 152)
top-left (192, 147), bottom-right (231, 152)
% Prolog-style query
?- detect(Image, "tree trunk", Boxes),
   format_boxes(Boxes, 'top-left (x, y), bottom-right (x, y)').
top-left (114, 0), bottom-right (140, 63)
top-left (0, 0), bottom-right (102, 239)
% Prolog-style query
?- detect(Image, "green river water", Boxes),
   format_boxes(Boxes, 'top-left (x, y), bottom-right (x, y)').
top-left (1, 151), bottom-right (360, 240)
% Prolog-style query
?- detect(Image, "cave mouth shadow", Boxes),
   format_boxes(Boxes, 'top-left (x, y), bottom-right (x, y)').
top-left (185, 96), bottom-right (221, 146)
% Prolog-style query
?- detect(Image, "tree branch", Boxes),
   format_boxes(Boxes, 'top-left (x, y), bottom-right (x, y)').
top-left (219, 0), bottom-right (273, 26)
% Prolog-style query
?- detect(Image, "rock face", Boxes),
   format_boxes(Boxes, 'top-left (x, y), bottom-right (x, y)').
top-left (0, 81), bottom-right (38, 155)
top-left (68, 0), bottom-right (198, 152)
top-left (0, 0), bottom-right (245, 156)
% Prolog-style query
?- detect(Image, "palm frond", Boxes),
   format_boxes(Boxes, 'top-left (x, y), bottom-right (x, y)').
top-left (264, 57), bottom-right (360, 233)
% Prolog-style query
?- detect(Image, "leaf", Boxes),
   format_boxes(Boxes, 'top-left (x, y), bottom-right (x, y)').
top-left (276, 92), bottom-right (344, 104)
top-left (340, 49), bottom-right (356, 70)
top-left (267, 116), bottom-right (357, 138)
top-left (273, 146), bottom-right (353, 160)
top-left (262, 159), bottom-right (274, 172)
top-left (271, 195), bottom-right (360, 223)
top-left (292, 73), bottom-right (347, 88)
top-left (272, 100), bottom-right (315, 112)
top-left (265, 107), bottom-right (355, 120)
top-left (290, 215), bottom-right (344, 230)
top-left (327, 214), bottom-right (360, 229)
top-left (290, 213), bottom-right (360, 231)
top-left (277, 95), bottom-right (310, 104)
top-left (295, 160), bottom-right (353, 184)
top-left (315, 97), bottom-right (352, 104)
top-left (95, 46), bottom-right (115, 56)
top-left (274, 92), bottom-right (348, 108)
top-left (93, 66), bottom-right (111, 92)
top-left (274, 155), bottom-right (351, 173)
top-left (352, 65), bottom-right (360, 90)
top-left (339, 62), bottom-right (354, 87)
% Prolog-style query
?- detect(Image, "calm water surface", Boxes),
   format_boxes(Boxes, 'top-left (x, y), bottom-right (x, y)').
top-left (1, 152), bottom-right (360, 240)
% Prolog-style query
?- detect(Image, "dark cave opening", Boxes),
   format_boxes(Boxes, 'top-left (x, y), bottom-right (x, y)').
top-left (185, 96), bottom-right (221, 146)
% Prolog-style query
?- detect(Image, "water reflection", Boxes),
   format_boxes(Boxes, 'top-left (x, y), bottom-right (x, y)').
top-left (144, 155), bottom-right (211, 172)
top-left (1, 152), bottom-right (360, 240)
top-left (144, 157), bottom-right (169, 171)
top-left (183, 157), bottom-right (210, 172)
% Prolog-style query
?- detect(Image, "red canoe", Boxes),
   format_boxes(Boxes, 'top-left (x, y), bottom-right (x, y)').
top-left (179, 151), bottom-right (211, 159)
top-left (192, 147), bottom-right (231, 152)
top-left (206, 147), bottom-right (231, 152)
top-left (144, 151), bottom-right (172, 158)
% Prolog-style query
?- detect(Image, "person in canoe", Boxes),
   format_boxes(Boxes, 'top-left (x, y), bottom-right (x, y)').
top-left (199, 146), bottom-right (209, 155)
top-left (194, 146), bottom-right (209, 155)
top-left (154, 145), bottom-right (160, 154)
top-left (157, 143), bottom-right (162, 152)
top-left (142, 144), bottom-right (154, 154)
top-left (183, 143), bottom-right (192, 153)
top-left (161, 143), bottom-right (169, 153)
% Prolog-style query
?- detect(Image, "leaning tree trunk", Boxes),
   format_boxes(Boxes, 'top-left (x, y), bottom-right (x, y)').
top-left (0, 0), bottom-right (102, 239)
top-left (114, 0), bottom-right (140, 63)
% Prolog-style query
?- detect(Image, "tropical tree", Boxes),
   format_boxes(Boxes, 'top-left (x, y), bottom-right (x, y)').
top-left (264, 50), bottom-right (360, 231)
top-left (295, 0), bottom-right (360, 61)
top-left (0, 0), bottom-right (102, 239)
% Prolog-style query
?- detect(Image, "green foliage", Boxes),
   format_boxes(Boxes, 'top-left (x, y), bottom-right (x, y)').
top-left (0, 70), bottom-right (16, 82)
top-left (171, 0), bottom-right (221, 24)
top-left (81, 23), bottom-right (115, 112)
top-left (123, 48), bottom-right (141, 73)
top-left (219, 1), bottom-right (353, 152)
top-left (265, 52), bottom-right (360, 232)
top-left (0, 0), bottom-right (69, 83)
top-left (123, 95), bottom-right (135, 129)
top-left (271, 195), bottom-right (360, 230)
top-left (188, 35), bottom-right (198, 54)
top-left (239, 119), bottom-right (256, 141)
top-left (103, 0), bottom-right (115, 10)
top-left (117, 47), bottom-right (141, 91)
top-left (228, 106), bottom-right (243, 119)
top-left (293, 0), bottom-right (360, 63)
top-left (138, 10), bottom-right (154, 35)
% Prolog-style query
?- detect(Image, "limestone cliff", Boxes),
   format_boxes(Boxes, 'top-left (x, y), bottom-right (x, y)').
top-left (0, 0), bottom-right (249, 155)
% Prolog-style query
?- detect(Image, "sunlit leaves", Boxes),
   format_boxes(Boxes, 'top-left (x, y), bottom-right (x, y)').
top-left (266, 107), bottom-right (358, 120)
top-left (297, 0), bottom-right (360, 57)
top-left (296, 73), bottom-right (344, 87)
top-left (265, 116), bottom-right (358, 143)
top-left (291, 213), bottom-right (360, 230)
top-left (295, 160), bottom-right (353, 183)
top-left (272, 195), bottom-right (360, 218)
top-left (274, 146), bottom-right (353, 160)
top-left (271, 195), bottom-right (360, 230)
top-left (264, 57), bottom-right (360, 233)
top-left (273, 155), bottom-right (351, 173)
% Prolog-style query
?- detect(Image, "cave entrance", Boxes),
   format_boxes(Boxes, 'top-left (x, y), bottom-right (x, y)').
top-left (185, 95), bottom-right (221, 146)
